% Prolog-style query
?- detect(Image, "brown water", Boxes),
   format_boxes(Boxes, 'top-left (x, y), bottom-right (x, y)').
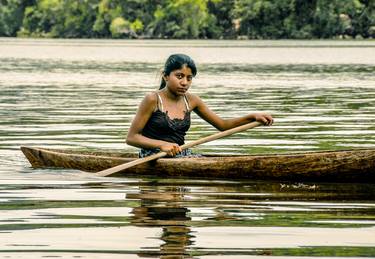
top-left (0, 39), bottom-right (375, 258)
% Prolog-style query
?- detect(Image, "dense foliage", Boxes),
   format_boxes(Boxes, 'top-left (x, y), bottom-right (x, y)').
top-left (0, 0), bottom-right (374, 39)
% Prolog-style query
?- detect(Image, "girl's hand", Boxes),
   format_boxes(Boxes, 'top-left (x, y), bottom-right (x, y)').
top-left (252, 113), bottom-right (274, 126)
top-left (160, 143), bottom-right (182, 157)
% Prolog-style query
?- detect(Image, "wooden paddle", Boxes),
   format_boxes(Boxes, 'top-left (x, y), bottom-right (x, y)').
top-left (95, 121), bottom-right (261, 177)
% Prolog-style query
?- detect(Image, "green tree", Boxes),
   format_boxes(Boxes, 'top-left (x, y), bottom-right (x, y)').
top-left (93, 0), bottom-right (155, 38)
top-left (117, 0), bottom-right (156, 35)
top-left (312, 0), bottom-right (345, 38)
top-left (207, 0), bottom-right (235, 38)
top-left (19, 0), bottom-right (97, 38)
top-left (0, 0), bottom-right (33, 36)
top-left (0, 0), bottom-right (373, 39)
top-left (149, 0), bottom-right (214, 39)
top-left (341, 0), bottom-right (375, 38)
top-left (284, 0), bottom-right (317, 38)
top-left (93, 0), bottom-right (123, 37)
top-left (59, 0), bottom-right (98, 38)
top-left (234, 0), bottom-right (293, 39)
top-left (18, 0), bottom-right (61, 37)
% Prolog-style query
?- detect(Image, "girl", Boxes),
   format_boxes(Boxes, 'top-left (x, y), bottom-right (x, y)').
top-left (126, 54), bottom-right (273, 158)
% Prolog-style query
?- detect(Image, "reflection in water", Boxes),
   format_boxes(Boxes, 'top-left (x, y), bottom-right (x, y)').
top-left (0, 178), bottom-right (374, 257)
top-left (129, 187), bottom-right (194, 258)
top-left (124, 180), bottom-right (375, 258)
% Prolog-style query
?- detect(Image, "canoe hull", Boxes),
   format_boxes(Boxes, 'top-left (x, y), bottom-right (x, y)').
top-left (20, 146), bottom-right (375, 182)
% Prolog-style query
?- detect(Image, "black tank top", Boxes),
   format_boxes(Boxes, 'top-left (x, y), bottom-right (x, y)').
top-left (142, 93), bottom-right (191, 145)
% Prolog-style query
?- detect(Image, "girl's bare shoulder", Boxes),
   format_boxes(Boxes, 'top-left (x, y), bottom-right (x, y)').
top-left (186, 92), bottom-right (203, 107)
top-left (143, 91), bottom-right (158, 103)
top-left (137, 92), bottom-right (159, 112)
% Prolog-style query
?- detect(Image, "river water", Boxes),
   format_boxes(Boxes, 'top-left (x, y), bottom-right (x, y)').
top-left (0, 39), bottom-right (375, 258)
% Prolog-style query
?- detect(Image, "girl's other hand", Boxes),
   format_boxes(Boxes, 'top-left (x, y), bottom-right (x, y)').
top-left (252, 113), bottom-right (274, 126)
top-left (160, 143), bottom-right (182, 157)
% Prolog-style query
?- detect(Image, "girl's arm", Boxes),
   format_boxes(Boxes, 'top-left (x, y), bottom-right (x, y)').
top-left (189, 94), bottom-right (273, 131)
top-left (126, 93), bottom-right (182, 156)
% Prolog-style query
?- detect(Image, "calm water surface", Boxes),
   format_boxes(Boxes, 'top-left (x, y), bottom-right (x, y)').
top-left (0, 39), bottom-right (375, 258)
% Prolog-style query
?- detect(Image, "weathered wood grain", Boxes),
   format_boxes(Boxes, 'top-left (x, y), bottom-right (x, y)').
top-left (20, 146), bottom-right (375, 182)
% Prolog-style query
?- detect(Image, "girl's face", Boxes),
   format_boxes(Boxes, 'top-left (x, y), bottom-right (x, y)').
top-left (164, 65), bottom-right (193, 96)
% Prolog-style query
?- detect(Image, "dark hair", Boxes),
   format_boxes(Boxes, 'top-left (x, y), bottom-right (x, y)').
top-left (159, 54), bottom-right (197, 90)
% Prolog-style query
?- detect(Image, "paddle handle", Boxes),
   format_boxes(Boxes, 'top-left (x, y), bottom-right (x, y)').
top-left (95, 121), bottom-right (261, 177)
top-left (180, 121), bottom-right (261, 150)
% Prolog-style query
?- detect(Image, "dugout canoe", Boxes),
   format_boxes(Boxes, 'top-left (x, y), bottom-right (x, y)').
top-left (20, 146), bottom-right (375, 182)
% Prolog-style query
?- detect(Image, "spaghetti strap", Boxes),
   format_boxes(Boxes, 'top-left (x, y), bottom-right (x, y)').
top-left (183, 95), bottom-right (190, 111)
top-left (156, 93), bottom-right (164, 112)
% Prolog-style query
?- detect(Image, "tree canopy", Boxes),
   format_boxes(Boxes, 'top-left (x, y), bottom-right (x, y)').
top-left (0, 0), bottom-right (374, 39)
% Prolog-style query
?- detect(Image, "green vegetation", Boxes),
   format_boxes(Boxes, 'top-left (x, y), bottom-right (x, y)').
top-left (0, 0), bottom-right (374, 39)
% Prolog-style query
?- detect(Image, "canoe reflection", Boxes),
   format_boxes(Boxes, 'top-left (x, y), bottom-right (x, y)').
top-left (128, 187), bottom-right (194, 258)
